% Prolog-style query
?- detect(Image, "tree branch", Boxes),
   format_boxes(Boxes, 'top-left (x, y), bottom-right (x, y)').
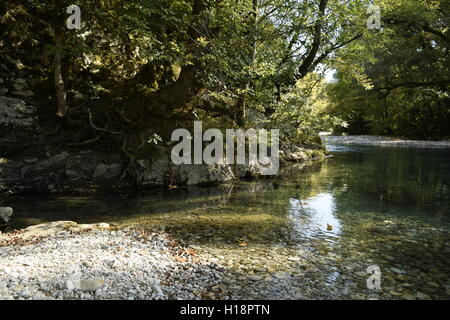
top-left (295, 0), bottom-right (328, 80)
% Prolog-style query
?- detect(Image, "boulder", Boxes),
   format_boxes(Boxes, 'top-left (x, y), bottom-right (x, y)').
top-left (0, 221), bottom-right (111, 241)
top-left (17, 221), bottom-right (77, 239)
top-left (92, 163), bottom-right (123, 181)
top-left (0, 207), bottom-right (13, 223)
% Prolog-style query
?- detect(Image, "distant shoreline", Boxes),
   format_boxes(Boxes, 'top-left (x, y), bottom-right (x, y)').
top-left (323, 135), bottom-right (450, 148)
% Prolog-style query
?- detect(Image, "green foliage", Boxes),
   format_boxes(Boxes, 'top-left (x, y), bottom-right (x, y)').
top-left (270, 75), bottom-right (347, 147)
top-left (325, 0), bottom-right (450, 139)
top-left (5, 0), bottom-right (444, 154)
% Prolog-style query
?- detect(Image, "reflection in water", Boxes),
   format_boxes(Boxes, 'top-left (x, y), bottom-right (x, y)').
top-left (288, 193), bottom-right (341, 241)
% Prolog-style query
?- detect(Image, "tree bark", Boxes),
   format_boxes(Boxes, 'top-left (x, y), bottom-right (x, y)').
top-left (296, 0), bottom-right (328, 80)
top-left (235, 0), bottom-right (259, 125)
top-left (54, 34), bottom-right (67, 118)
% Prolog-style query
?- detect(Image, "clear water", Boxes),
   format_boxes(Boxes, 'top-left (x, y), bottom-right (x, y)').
top-left (2, 144), bottom-right (450, 299)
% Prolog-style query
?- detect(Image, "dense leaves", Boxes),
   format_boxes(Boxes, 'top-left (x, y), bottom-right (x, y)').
top-left (325, 0), bottom-right (450, 139)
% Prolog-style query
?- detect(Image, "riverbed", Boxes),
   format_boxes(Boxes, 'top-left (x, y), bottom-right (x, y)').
top-left (1, 139), bottom-right (449, 299)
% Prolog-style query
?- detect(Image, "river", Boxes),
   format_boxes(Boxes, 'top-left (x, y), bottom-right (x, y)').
top-left (2, 142), bottom-right (450, 299)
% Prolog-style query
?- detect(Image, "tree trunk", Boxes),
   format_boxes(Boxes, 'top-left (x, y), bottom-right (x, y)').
top-left (235, 0), bottom-right (258, 125)
top-left (54, 34), bottom-right (67, 118)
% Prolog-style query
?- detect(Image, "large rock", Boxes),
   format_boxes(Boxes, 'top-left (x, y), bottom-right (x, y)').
top-left (0, 207), bottom-right (13, 223)
top-left (175, 163), bottom-right (236, 185)
top-left (140, 149), bottom-right (280, 186)
top-left (0, 221), bottom-right (110, 241)
top-left (141, 157), bottom-right (170, 186)
top-left (92, 163), bottom-right (123, 181)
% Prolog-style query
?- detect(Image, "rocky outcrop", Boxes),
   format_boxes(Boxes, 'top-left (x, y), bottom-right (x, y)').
top-left (0, 146), bottom-right (326, 194)
top-left (139, 147), bottom-right (326, 187)
top-left (0, 89), bottom-right (129, 193)
top-left (139, 153), bottom-right (237, 187)
top-left (0, 151), bottom-right (126, 193)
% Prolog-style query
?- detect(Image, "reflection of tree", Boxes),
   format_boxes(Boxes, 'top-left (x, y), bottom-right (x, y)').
top-left (320, 148), bottom-right (450, 219)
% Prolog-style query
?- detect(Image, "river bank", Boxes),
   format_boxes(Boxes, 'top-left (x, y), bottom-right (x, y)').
top-left (323, 135), bottom-right (450, 148)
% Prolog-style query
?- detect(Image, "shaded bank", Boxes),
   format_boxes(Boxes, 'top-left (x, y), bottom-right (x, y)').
top-left (0, 145), bottom-right (326, 195)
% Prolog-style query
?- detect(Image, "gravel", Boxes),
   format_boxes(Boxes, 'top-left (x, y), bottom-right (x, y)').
top-left (1, 219), bottom-right (446, 300)
top-left (0, 227), bottom-right (228, 300)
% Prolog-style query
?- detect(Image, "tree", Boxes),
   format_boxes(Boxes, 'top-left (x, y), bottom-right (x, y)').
top-left (325, 0), bottom-right (450, 138)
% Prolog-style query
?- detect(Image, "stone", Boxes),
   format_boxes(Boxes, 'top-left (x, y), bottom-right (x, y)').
top-left (50, 152), bottom-right (70, 168)
top-left (23, 158), bottom-right (38, 164)
top-left (248, 275), bottom-right (263, 281)
top-left (96, 223), bottom-right (110, 230)
top-left (247, 233), bottom-right (258, 240)
top-left (12, 83), bottom-right (25, 91)
top-left (390, 267), bottom-right (406, 274)
top-left (416, 292), bottom-right (430, 300)
top-left (0, 207), bottom-right (13, 223)
top-left (287, 257), bottom-right (300, 262)
top-left (65, 169), bottom-right (83, 181)
top-left (79, 278), bottom-right (104, 292)
top-left (65, 155), bottom-right (97, 178)
top-left (92, 163), bottom-right (123, 180)
top-left (6, 161), bottom-right (24, 169)
top-left (65, 280), bottom-right (76, 290)
top-left (13, 89), bottom-right (34, 97)
top-left (14, 78), bottom-right (27, 84)
top-left (3, 221), bottom-right (77, 240)
top-left (153, 285), bottom-right (164, 296)
top-left (76, 224), bottom-right (94, 231)
top-left (13, 285), bottom-right (25, 293)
